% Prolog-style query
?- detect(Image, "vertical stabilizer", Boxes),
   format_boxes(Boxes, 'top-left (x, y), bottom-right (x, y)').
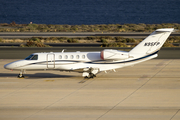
top-left (129, 28), bottom-right (174, 57)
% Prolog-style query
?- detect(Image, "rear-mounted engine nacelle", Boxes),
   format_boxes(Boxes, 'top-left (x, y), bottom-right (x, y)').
top-left (101, 49), bottom-right (129, 60)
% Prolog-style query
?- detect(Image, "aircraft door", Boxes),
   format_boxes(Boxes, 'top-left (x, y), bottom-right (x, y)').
top-left (47, 54), bottom-right (55, 69)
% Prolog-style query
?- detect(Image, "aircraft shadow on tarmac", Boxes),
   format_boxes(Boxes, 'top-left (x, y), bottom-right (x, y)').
top-left (0, 73), bottom-right (75, 79)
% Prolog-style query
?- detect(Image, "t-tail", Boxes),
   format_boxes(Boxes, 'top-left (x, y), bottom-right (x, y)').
top-left (129, 28), bottom-right (174, 58)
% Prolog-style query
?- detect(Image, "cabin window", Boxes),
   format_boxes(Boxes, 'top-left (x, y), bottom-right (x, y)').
top-left (82, 55), bottom-right (85, 59)
top-left (59, 55), bottom-right (62, 59)
top-left (65, 55), bottom-right (68, 59)
top-left (76, 55), bottom-right (80, 59)
top-left (70, 55), bottom-right (74, 59)
top-left (25, 54), bottom-right (38, 60)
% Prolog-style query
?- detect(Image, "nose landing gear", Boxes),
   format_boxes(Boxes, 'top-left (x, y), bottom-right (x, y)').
top-left (18, 70), bottom-right (25, 78)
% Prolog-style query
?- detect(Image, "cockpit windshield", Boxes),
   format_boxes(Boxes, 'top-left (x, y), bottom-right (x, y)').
top-left (25, 54), bottom-right (38, 60)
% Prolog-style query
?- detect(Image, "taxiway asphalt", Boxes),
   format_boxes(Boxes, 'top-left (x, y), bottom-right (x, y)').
top-left (0, 59), bottom-right (180, 120)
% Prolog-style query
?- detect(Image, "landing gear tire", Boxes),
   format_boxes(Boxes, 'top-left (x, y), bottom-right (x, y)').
top-left (18, 74), bottom-right (24, 78)
top-left (89, 73), bottom-right (96, 79)
top-left (83, 72), bottom-right (96, 79)
top-left (84, 76), bottom-right (89, 79)
top-left (17, 70), bottom-right (25, 78)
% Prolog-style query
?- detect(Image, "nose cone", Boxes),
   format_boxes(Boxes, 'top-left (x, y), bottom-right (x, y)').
top-left (4, 63), bottom-right (16, 69)
top-left (4, 63), bottom-right (12, 69)
top-left (4, 60), bottom-right (25, 70)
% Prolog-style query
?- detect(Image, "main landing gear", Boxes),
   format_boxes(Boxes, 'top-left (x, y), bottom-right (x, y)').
top-left (17, 70), bottom-right (25, 78)
top-left (84, 72), bottom-right (96, 79)
top-left (89, 73), bottom-right (96, 78)
top-left (82, 68), bottom-right (99, 79)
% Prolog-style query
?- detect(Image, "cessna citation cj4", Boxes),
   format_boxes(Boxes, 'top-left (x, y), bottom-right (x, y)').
top-left (4, 28), bottom-right (174, 78)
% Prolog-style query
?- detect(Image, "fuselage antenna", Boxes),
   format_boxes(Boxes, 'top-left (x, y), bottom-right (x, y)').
top-left (62, 49), bottom-right (66, 53)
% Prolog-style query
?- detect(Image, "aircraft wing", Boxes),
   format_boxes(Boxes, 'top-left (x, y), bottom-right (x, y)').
top-left (72, 67), bottom-right (99, 73)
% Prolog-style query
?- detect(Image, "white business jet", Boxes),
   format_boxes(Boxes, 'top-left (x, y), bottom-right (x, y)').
top-left (4, 28), bottom-right (174, 78)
